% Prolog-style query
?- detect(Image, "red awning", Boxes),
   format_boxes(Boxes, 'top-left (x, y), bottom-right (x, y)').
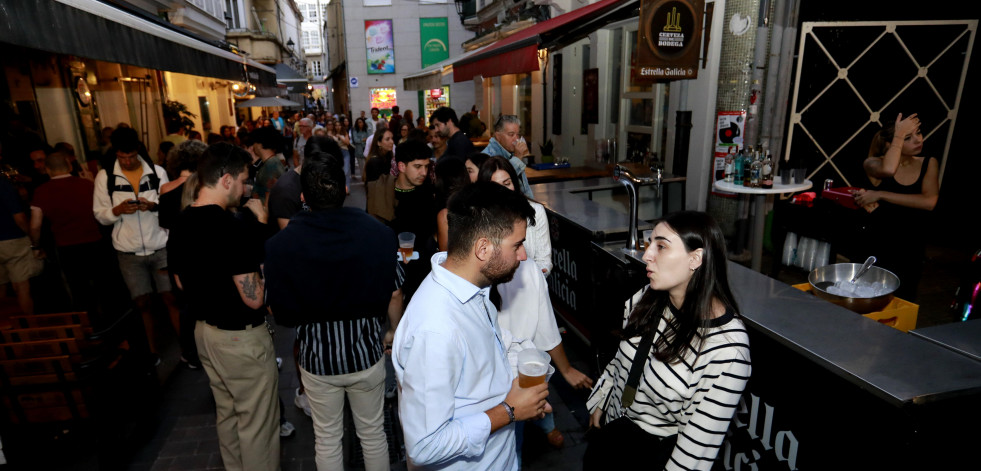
top-left (453, 0), bottom-right (626, 82)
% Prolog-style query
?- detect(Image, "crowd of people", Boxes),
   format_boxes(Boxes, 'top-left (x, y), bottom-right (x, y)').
top-left (1, 103), bottom-right (760, 471)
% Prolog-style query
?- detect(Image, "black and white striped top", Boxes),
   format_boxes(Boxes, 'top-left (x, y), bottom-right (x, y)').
top-left (587, 289), bottom-right (751, 471)
top-left (296, 262), bottom-right (405, 376)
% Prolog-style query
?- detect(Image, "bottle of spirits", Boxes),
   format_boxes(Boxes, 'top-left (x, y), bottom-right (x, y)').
top-left (742, 147), bottom-right (752, 187)
top-left (724, 148), bottom-right (735, 183)
top-left (734, 148), bottom-right (744, 186)
top-left (761, 151), bottom-right (773, 189)
top-left (750, 150), bottom-right (762, 188)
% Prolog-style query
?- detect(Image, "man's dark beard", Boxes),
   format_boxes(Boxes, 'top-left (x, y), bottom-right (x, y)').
top-left (481, 248), bottom-right (519, 285)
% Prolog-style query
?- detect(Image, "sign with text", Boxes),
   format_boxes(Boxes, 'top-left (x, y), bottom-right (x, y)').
top-left (420, 17), bottom-right (449, 68)
top-left (365, 19), bottom-right (395, 74)
top-left (636, 0), bottom-right (703, 82)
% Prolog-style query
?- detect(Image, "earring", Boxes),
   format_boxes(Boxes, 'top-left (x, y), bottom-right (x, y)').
top-left (690, 266), bottom-right (695, 272)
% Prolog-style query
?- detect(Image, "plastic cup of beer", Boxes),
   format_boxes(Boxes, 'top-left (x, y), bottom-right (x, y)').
top-left (517, 349), bottom-right (551, 388)
top-left (398, 232), bottom-right (415, 263)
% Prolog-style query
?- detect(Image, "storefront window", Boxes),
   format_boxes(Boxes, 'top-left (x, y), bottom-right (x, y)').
top-left (421, 86), bottom-right (449, 123)
top-left (369, 87), bottom-right (397, 116)
top-left (628, 98), bottom-right (653, 127)
top-left (616, 25), bottom-right (669, 163)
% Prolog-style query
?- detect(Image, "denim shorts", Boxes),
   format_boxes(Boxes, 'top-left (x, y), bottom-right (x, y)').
top-left (117, 249), bottom-right (171, 299)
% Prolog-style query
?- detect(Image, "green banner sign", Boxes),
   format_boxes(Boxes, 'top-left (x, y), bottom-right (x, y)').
top-left (420, 17), bottom-right (449, 68)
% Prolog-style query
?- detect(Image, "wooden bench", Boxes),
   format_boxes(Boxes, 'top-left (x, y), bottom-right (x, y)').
top-left (7, 312), bottom-right (91, 331)
top-left (0, 324), bottom-right (87, 344)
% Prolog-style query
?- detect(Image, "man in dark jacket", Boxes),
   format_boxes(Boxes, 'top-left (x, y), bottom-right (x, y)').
top-left (264, 151), bottom-right (404, 471)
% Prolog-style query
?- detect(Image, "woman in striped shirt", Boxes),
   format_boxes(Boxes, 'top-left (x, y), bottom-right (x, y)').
top-left (584, 211), bottom-right (751, 471)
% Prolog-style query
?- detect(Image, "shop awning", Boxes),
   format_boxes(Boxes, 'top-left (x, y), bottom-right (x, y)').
top-left (275, 63), bottom-right (308, 83)
top-left (0, 0), bottom-right (278, 93)
top-left (453, 0), bottom-right (638, 82)
top-left (403, 46), bottom-right (491, 91)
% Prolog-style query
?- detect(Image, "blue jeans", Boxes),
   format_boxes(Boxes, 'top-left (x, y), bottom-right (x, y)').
top-left (515, 411), bottom-right (556, 468)
top-left (341, 148), bottom-right (351, 186)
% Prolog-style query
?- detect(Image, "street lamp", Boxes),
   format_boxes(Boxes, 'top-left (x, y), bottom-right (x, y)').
top-left (286, 38), bottom-right (295, 54)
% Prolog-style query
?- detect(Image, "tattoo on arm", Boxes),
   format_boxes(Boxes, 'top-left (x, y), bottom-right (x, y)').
top-left (238, 273), bottom-right (260, 301)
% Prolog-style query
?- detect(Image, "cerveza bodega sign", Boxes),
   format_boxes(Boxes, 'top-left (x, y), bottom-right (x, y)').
top-left (636, 0), bottom-right (703, 82)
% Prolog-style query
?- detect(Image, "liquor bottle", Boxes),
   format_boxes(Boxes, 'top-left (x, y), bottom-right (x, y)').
top-left (750, 151), bottom-right (762, 188)
top-left (734, 148), bottom-right (744, 186)
top-left (724, 153), bottom-right (734, 183)
top-left (761, 151), bottom-right (774, 189)
top-left (742, 147), bottom-right (752, 187)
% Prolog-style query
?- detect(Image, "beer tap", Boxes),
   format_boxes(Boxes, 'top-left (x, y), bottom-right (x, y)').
top-left (613, 163), bottom-right (662, 257)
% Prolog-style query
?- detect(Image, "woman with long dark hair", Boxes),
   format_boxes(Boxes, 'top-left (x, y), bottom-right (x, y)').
top-left (584, 211), bottom-right (751, 470)
top-left (364, 128), bottom-right (394, 183)
top-left (352, 118), bottom-right (370, 178)
top-left (478, 155), bottom-right (591, 453)
top-left (477, 155), bottom-right (551, 273)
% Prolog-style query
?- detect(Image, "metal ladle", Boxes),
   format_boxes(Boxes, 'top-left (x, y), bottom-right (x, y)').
top-left (812, 256), bottom-right (877, 291)
top-left (850, 256), bottom-right (877, 284)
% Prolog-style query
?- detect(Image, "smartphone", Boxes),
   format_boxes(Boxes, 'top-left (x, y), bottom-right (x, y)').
top-left (127, 199), bottom-right (139, 204)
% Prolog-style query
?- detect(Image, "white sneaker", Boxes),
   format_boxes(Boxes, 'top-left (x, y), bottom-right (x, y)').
top-left (294, 388), bottom-right (312, 417)
top-left (280, 420), bottom-right (296, 438)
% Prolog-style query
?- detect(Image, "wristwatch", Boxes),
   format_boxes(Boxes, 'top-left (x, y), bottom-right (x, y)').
top-left (501, 401), bottom-right (515, 424)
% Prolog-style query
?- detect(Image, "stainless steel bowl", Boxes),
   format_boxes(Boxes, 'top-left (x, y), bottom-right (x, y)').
top-left (808, 263), bottom-right (900, 314)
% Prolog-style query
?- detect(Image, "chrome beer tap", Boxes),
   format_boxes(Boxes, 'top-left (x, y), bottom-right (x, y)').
top-left (613, 163), bottom-right (662, 257)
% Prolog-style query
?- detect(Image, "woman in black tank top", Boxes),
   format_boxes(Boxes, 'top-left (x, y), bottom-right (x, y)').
top-left (852, 113), bottom-right (939, 300)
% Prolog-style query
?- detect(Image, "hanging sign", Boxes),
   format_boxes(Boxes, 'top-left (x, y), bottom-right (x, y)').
top-left (420, 17), bottom-right (450, 68)
top-left (636, 0), bottom-right (704, 82)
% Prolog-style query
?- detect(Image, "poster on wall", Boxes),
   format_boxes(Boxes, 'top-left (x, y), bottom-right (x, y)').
top-left (635, 0), bottom-right (704, 82)
top-left (370, 88), bottom-right (397, 111)
top-left (420, 18), bottom-right (449, 68)
top-left (582, 68), bottom-right (599, 133)
top-left (552, 54), bottom-right (562, 135)
top-left (365, 20), bottom-right (395, 74)
top-left (713, 110), bottom-right (745, 190)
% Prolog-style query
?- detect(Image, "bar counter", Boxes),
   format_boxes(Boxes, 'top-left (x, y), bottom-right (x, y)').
top-left (532, 178), bottom-right (980, 469)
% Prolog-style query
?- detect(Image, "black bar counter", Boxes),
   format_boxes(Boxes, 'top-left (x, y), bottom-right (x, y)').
top-left (533, 178), bottom-right (981, 469)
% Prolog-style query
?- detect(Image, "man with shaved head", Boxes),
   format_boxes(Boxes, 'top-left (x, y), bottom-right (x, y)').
top-left (30, 151), bottom-right (105, 315)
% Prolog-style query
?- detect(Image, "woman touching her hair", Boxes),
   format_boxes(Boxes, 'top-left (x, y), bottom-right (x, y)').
top-left (852, 112), bottom-right (938, 300)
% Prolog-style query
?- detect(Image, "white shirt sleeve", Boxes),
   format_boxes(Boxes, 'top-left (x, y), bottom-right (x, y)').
top-left (92, 169), bottom-right (118, 225)
top-left (527, 202), bottom-right (552, 275)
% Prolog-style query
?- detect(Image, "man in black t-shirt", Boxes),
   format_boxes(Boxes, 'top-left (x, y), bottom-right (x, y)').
top-left (167, 143), bottom-right (280, 471)
top-left (430, 107), bottom-right (473, 163)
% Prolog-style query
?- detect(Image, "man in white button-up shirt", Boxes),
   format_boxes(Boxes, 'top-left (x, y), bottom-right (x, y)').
top-left (393, 182), bottom-right (550, 469)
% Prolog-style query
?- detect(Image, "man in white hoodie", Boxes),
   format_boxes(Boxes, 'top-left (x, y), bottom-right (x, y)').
top-left (93, 127), bottom-right (179, 360)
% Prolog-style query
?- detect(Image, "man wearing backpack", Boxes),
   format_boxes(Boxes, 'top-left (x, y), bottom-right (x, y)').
top-left (93, 127), bottom-right (180, 362)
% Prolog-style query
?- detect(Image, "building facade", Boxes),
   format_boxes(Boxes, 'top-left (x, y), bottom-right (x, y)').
top-left (337, 0), bottom-right (475, 122)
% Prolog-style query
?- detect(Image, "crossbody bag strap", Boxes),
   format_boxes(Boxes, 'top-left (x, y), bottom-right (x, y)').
top-left (621, 329), bottom-right (657, 409)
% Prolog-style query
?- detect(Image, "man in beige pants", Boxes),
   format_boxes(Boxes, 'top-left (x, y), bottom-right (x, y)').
top-left (167, 143), bottom-right (280, 471)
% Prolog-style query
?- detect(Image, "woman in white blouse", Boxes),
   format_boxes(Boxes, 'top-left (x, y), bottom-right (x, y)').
top-left (584, 211), bottom-right (751, 470)
top-left (476, 155), bottom-right (552, 274)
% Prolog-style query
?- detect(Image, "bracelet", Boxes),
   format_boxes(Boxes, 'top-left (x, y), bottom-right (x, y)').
top-left (501, 401), bottom-right (515, 424)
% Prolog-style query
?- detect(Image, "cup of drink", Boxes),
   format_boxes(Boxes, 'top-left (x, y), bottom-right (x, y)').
top-left (517, 348), bottom-right (551, 388)
top-left (792, 168), bottom-right (807, 184)
top-left (779, 168), bottom-right (792, 185)
top-left (398, 232), bottom-right (415, 263)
